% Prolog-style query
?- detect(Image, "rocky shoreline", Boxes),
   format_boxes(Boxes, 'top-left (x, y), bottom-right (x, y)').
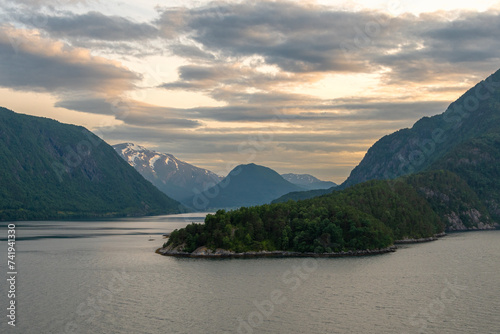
top-left (156, 232), bottom-right (452, 258)
top-left (156, 245), bottom-right (398, 259)
top-left (394, 232), bottom-right (447, 244)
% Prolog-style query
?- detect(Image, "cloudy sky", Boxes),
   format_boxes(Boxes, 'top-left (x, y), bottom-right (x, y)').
top-left (1, 0), bottom-right (500, 182)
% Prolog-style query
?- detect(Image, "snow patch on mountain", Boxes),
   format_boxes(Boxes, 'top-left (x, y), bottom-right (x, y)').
top-left (112, 142), bottom-right (222, 205)
top-left (149, 154), bottom-right (161, 170)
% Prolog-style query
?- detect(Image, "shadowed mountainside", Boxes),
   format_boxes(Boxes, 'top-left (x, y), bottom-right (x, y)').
top-left (0, 108), bottom-right (181, 220)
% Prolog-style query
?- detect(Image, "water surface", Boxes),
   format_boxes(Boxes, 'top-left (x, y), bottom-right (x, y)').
top-left (0, 214), bottom-right (499, 334)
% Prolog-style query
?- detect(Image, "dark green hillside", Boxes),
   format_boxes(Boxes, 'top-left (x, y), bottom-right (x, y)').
top-left (328, 180), bottom-right (444, 240)
top-left (0, 107), bottom-right (181, 220)
top-left (405, 170), bottom-right (493, 230)
top-left (430, 133), bottom-right (500, 221)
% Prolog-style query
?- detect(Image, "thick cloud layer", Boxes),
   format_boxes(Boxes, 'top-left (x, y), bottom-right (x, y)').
top-left (0, 26), bottom-right (140, 94)
top-left (24, 11), bottom-right (159, 41)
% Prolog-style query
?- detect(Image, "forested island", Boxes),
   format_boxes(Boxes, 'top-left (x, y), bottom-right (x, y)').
top-left (160, 169), bottom-right (496, 257)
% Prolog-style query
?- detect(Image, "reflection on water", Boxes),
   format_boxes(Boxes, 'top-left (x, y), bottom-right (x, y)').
top-left (0, 214), bottom-right (498, 334)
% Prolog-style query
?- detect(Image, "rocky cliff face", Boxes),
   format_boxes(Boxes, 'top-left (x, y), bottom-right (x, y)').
top-left (445, 210), bottom-right (496, 231)
top-left (406, 170), bottom-right (498, 231)
top-left (429, 134), bottom-right (500, 224)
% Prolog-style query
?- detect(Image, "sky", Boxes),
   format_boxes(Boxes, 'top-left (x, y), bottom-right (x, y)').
top-left (1, 0), bottom-right (500, 183)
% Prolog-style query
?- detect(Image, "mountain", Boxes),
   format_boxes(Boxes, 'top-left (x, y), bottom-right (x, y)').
top-left (340, 68), bottom-right (500, 222)
top-left (274, 68), bottom-right (500, 225)
top-left (188, 163), bottom-right (304, 210)
top-left (113, 143), bottom-right (221, 205)
top-left (0, 108), bottom-right (181, 221)
top-left (342, 69), bottom-right (500, 189)
top-left (281, 173), bottom-right (337, 190)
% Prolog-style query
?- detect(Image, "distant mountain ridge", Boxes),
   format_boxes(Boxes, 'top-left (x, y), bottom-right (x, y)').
top-left (0, 108), bottom-right (181, 220)
top-left (281, 173), bottom-right (337, 190)
top-left (113, 143), bottom-right (221, 205)
top-left (188, 163), bottom-right (304, 210)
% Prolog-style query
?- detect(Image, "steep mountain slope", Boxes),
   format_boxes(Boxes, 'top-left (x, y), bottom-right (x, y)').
top-left (188, 163), bottom-right (304, 210)
top-left (342, 68), bottom-right (500, 188)
top-left (274, 68), bottom-right (500, 210)
top-left (0, 108), bottom-right (181, 220)
top-left (281, 173), bottom-right (337, 190)
top-left (113, 143), bottom-right (221, 204)
top-left (429, 133), bottom-right (500, 221)
top-left (405, 170), bottom-right (494, 230)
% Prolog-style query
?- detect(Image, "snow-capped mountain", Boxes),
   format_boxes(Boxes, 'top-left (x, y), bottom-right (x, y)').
top-left (113, 143), bottom-right (222, 204)
top-left (281, 173), bottom-right (337, 190)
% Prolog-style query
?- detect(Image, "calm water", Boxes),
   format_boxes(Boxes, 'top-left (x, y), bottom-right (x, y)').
top-left (0, 214), bottom-right (499, 334)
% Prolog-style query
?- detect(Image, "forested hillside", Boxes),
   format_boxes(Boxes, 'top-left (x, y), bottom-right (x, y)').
top-left (0, 108), bottom-right (181, 220)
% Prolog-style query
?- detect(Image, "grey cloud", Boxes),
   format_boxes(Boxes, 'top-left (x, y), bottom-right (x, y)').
top-left (97, 121), bottom-right (401, 151)
top-left (161, 64), bottom-right (299, 96)
top-left (169, 44), bottom-right (216, 62)
top-left (310, 100), bottom-right (449, 120)
top-left (422, 12), bottom-right (500, 43)
top-left (277, 142), bottom-right (370, 154)
top-left (156, 6), bottom-right (187, 39)
top-left (147, 97), bottom-right (446, 124)
top-left (19, 11), bottom-right (159, 41)
top-left (56, 97), bottom-right (201, 128)
top-left (0, 28), bottom-right (140, 94)
top-left (158, 1), bottom-right (376, 73)
top-left (122, 114), bottom-right (201, 128)
top-left (3, 0), bottom-right (92, 6)
top-left (55, 98), bottom-right (120, 115)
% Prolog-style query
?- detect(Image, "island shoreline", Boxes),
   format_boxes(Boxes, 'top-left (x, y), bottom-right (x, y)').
top-left (156, 245), bottom-right (398, 258)
top-left (393, 232), bottom-right (447, 244)
top-left (156, 232), bottom-right (451, 259)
